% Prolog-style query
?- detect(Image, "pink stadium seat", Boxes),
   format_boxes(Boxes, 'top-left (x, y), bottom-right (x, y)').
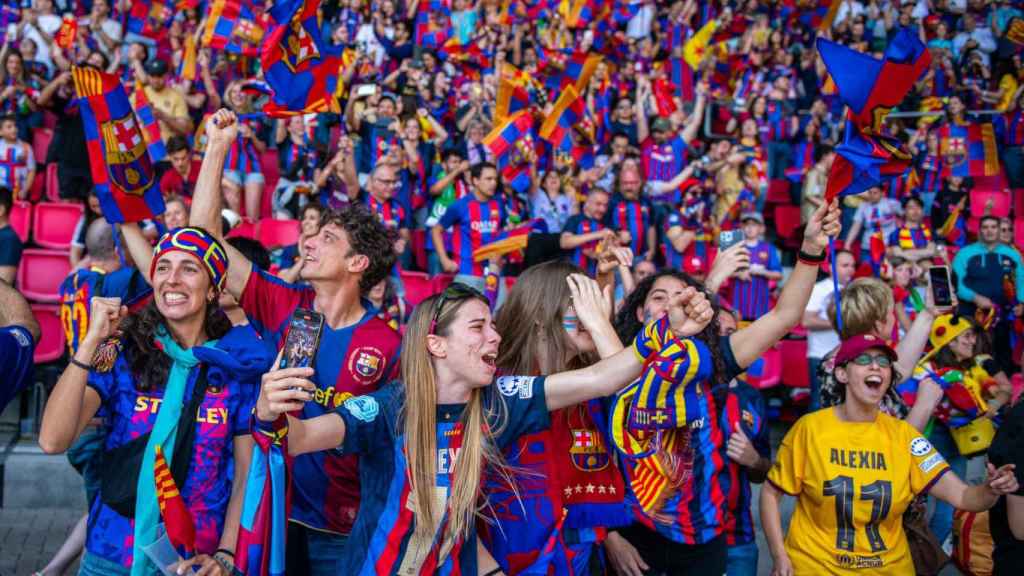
top-left (42, 111), bottom-right (58, 130)
top-left (970, 190), bottom-right (1010, 219)
top-left (226, 219), bottom-right (258, 240)
top-left (1014, 188), bottom-right (1024, 217)
top-left (30, 304), bottom-right (65, 363)
top-left (400, 270), bottom-right (433, 307)
top-left (410, 229), bottom-right (427, 271)
top-left (32, 128), bottom-right (52, 165)
top-left (9, 200), bottom-right (30, 242)
top-left (967, 216), bottom-right (979, 235)
top-left (17, 249), bottom-right (71, 302)
top-left (972, 174), bottom-right (1006, 193)
top-left (45, 163), bottom-right (59, 202)
top-left (27, 171), bottom-right (45, 202)
top-left (1016, 219), bottom-right (1024, 249)
top-left (260, 149), bottom-right (280, 219)
top-left (748, 346), bottom-right (781, 390)
top-left (258, 218), bottom-right (299, 248)
top-left (766, 179), bottom-right (791, 204)
top-left (774, 204), bottom-right (802, 240)
top-left (32, 202), bottom-right (83, 250)
top-left (432, 274), bottom-right (454, 294)
top-left (779, 338), bottom-right (810, 388)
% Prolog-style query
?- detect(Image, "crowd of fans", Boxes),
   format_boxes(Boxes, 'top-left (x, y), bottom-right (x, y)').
top-left (0, 0), bottom-right (1023, 575)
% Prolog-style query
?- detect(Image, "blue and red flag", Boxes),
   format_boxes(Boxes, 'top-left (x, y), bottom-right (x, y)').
top-left (130, 85), bottom-right (167, 163)
top-left (415, 0), bottom-right (451, 48)
top-left (236, 428), bottom-right (290, 576)
top-left (126, 0), bottom-right (174, 40)
top-left (484, 110), bottom-right (535, 168)
top-left (937, 121), bottom-right (1001, 179)
top-left (72, 66), bottom-right (165, 223)
top-left (539, 85), bottom-right (585, 152)
top-left (0, 3), bottom-right (17, 46)
top-left (818, 28), bottom-right (931, 201)
top-left (542, 52), bottom-right (601, 98)
top-left (202, 0), bottom-right (265, 57)
top-left (260, 0), bottom-right (342, 117)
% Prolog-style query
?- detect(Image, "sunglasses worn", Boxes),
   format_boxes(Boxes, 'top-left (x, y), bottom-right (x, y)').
top-left (429, 282), bottom-right (485, 335)
top-left (852, 353), bottom-right (892, 368)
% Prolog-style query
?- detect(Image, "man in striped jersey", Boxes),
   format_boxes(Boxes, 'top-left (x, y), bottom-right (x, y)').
top-left (730, 212), bottom-right (782, 322)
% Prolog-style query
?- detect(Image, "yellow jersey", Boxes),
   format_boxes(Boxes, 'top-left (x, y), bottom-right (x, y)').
top-left (768, 407), bottom-right (950, 575)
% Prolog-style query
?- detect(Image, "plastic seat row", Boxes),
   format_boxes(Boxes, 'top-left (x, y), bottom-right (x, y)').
top-left (9, 200), bottom-right (83, 249)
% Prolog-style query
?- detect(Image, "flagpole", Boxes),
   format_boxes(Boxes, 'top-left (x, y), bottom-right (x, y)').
top-left (829, 237), bottom-right (843, 335)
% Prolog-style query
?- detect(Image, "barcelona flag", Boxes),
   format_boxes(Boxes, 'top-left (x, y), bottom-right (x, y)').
top-left (483, 110), bottom-right (535, 168)
top-left (261, 0), bottom-right (342, 117)
top-left (818, 28), bottom-right (931, 201)
top-left (130, 85), bottom-right (167, 163)
top-left (936, 121), bottom-right (1001, 179)
top-left (236, 427), bottom-right (291, 576)
top-left (72, 67), bottom-right (165, 224)
top-left (153, 446), bottom-right (196, 554)
top-left (126, 0), bottom-right (174, 40)
top-left (539, 85), bottom-right (586, 153)
top-left (202, 0), bottom-right (264, 56)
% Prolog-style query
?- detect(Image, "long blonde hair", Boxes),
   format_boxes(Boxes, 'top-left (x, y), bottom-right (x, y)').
top-left (400, 292), bottom-right (511, 546)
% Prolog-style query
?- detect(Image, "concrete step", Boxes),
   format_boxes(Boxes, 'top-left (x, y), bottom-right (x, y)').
top-left (1, 440), bottom-right (85, 509)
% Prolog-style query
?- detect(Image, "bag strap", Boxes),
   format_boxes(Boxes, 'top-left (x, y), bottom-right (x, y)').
top-left (167, 364), bottom-right (210, 492)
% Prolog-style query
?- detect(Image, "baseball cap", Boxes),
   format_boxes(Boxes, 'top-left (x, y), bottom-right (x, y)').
top-left (651, 117), bottom-right (672, 133)
top-left (145, 58), bottom-right (169, 77)
top-left (834, 334), bottom-right (897, 367)
top-left (740, 212), bottom-right (764, 224)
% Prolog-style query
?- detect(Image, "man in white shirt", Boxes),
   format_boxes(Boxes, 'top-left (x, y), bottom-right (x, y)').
top-left (802, 249), bottom-right (855, 410)
top-left (953, 13), bottom-right (996, 67)
top-left (17, 0), bottom-right (61, 74)
top-left (79, 0), bottom-right (122, 60)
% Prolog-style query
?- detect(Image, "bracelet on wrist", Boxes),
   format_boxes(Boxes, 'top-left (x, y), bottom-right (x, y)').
top-left (797, 248), bottom-right (826, 266)
top-left (69, 357), bottom-right (92, 371)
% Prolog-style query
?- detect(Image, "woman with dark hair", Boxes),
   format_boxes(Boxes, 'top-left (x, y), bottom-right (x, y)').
top-left (0, 45), bottom-right (40, 141)
top-left (483, 261), bottom-right (633, 574)
top-left (39, 227), bottom-right (273, 576)
top-left (251, 275), bottom-right (715, 575)
top-left (601, 200), bottom-right (841, 575)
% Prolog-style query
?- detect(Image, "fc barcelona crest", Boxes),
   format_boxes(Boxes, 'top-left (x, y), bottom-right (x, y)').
top-left (570, 428), bottom-right (609, 472)
top-left (100, 112), bottom-right (154, 196)
top-left (347, 346), bottom-right (385, 385)
top-left (283, 18), bottom-right (320, 72)
top-left (943, 137), bottom-right (967, 168)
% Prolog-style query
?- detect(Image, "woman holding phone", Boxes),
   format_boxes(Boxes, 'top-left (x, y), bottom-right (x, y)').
top-left (253, 277), bottom-right (714, 575)
top-left (39, 227), bottom-right (272, 576)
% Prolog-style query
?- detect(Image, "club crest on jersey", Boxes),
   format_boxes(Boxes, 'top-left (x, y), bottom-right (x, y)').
top-left (570, 428), bottom-right (609, 472)
top-left (348, 346), bottom-right (384, 384)
top-left (910, 437), bottom-right (933, 457)
top-left (343, 396), bottom-right (379, 422)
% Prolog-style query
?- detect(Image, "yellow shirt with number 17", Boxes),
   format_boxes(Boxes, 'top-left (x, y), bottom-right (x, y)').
top-left (767, 407), bottom-right (950, 575)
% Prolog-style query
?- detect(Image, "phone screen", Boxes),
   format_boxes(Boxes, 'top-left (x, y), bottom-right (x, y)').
top-left (929, 266), bottom-right (953, 308)
top-left (718, 230), bottom-right (743, 251)
top-left (280, 309), bottom-right (324, 369)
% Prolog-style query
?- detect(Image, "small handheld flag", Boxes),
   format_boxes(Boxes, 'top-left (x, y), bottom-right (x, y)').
top-left (261, 0), bottom-right (342, 116)
top-left (153, 445), bottom-right (196, 554)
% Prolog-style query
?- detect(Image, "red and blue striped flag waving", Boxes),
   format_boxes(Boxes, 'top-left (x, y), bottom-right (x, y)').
top-left (72, 66), bottom-right (165, 223)
top-left (261, 0), bottom-right (343, 117)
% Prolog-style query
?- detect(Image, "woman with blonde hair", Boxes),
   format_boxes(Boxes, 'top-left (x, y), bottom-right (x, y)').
top-left (253, 277), bottom-right (714, 574)
top-left (220, 80), bottom-right (266, 220)
top-left (484, 261), bottom-right (631, 574)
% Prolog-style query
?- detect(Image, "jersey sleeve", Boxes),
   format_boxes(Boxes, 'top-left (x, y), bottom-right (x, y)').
top-left (749, 390), bottom-right (771, 459)
top-left (903, 424), bottom-right (951, 495)
top-left (767, 245), bottom-right (781, 272)
top-left (0, 326), bottom-right (34, 410)
top-left (334, 386), bottom-right (395, 456)
top-left (239, 268), bottom-right (311, 340)
top-left (561, 214), bottom-right (581, 234)
top-left (491, 375), bottom-right (550, 449)
top-left (767, 415), bottom-right (807, 496)
top-left (86, 357), bottom-right (121, 404)
top-left (438, 197), bottom-right (464, 229)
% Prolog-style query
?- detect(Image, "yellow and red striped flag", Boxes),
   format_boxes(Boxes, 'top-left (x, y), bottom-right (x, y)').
top-left (154, 445), bottom-right (196, 553)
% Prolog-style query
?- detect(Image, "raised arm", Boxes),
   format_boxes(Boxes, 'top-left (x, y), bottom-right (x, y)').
top-left (681, 82), bottom-right (708, 145)
top-left (730, 200), bottom-right (841, 368)
top-left (189, 109), bottom-right (253, 300)
top-left (0, 275), bottom-right (39, 341)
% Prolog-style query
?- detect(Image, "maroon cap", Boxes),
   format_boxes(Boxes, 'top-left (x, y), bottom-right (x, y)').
top-left (834, 334), bottom-right (897, 366)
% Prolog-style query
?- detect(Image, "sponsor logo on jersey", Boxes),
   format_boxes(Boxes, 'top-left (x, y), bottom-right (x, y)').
top-left (919, 452), bottom-right (945, 473)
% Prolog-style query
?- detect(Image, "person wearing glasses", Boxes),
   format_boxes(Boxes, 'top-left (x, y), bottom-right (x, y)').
top-left (177, 110), bottom-right (404, 576)
top-left (253, 276), bottom-right (715, 575)
top-left (761, 334), bottom-right (1019, 576)
top-left (355, 162), bottom-right (413, 270)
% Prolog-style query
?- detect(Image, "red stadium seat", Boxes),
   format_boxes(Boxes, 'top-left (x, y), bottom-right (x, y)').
top-left (774, 204), bottom-right (802, 241)
top-left (32, 128), bottom-right (52, 165)
top-left (30, 304), bottom-right (65, 363)
top-left (9, 200), bottom-right (30, 242)
top-left (972, 174), bottom-right (1006, 193)
top-left (1014, 188), bottom-right (1024, 217)
top-left (45, 163), bottom-right (59, 202)
top-left (226, 219), bottom-right (258, 240)
top-left (258, 218), bottom-right (299, 248)
top-left (1016, 219), bottom-right (1024, 249)
top-left (27, 170), bottom-right (45, 202)
top-left (32, 202), bottom-right (83, 250)
top-left (17, 249), bottom-right (71, 302)
top-left (42, 111), bottom-right (58, 130)
top-left (400, 270), bottom-right (433, 307)
top-left (969, 190), bottom-right (1010, 219)
top-left (766, 179), bottom-right (791, 204)
top-left (432, 274), bottom-right (454, 294)
top-left (749, 346), bottom-right (781, 389)
top-left (410, 229), bottom-right (427, 271)
top-left (778, 338), bottom-right (810, 388)
top-left (967, 216), bottom-right (979, 235)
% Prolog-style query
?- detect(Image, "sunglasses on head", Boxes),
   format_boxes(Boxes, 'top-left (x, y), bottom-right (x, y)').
top-left (429, 282), bottom-right (485, 335)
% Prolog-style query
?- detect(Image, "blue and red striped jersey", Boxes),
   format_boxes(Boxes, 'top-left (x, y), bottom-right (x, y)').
top-left (641, 134), bottom-right (688, 185)
top-left (239, 269), bottom-right (401, 535)
top-left (225, 118), bottom-right (263, 174)
top-left (608, 195), bottom-right (652, 257)
top-left (561, 214), bottom-right (605, 276)
top-left (729, 240), bottom-right (780, 321)
top-left (363, 191), bottom-right (409, 232)
top-left (997, 109), bottom-right (1024, 147)
top-left (716, 381), bottom-right (769, 546)
top-left (334, 376), bottom-right (551, 575)
top-left (438, 195), bottom-right (507, 277)
top-left (663, 197), bottom-right (712, 273)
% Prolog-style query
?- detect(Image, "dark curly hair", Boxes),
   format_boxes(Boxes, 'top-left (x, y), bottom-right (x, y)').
top-left (613, 269), bottom-right (730, 386)
top-left (321, 204), bottom-right (398, 293)
top-left (118, 299), bottom-right (232, 391)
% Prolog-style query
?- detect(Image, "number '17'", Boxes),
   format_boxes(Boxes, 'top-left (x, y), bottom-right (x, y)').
top-left (822, 476), bottom-right (892, 553)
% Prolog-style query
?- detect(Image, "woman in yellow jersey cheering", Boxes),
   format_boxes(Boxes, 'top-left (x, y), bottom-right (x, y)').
top-left (760, 334), bottom-right (1019, 575)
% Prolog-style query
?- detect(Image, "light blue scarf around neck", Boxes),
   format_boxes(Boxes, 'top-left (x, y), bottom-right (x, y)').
top-left (130, 326), bottom-right (217, 576)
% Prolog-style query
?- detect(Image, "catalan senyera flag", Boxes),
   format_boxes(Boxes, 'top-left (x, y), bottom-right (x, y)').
top-left (539, 84), bottom-right (584, 152)
top-left (818, 28), bottom-right (931, 201)
top-left (543, 52), bottom-right (601, 98)
top-left (72, 66), bottom-right (165, 223)
top-left (178, 33), bottom-right (197, 82)
top-left (131, 85), bottom-right (167, 163)
top-left (203, 0), bottom-right (264, 56)
top-left (236, 427), bottom-right (291, 576)
top-left (261, 0), bottom-right (342, 117)
top-left (153, 445), bottom-right (196, 554)
top-left (495, 64), bottom-right (533, 124)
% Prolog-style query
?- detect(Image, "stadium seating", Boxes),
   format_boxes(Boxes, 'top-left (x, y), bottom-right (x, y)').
top-left (17, 249), bottom-right (71, 302)
top-left (432, 274), bottom-right (454, 294)
top-left (778, 338), bottom-right (810, 389)
top-left (399, 270), bottom-right (433, 306)
top-left (969, 190), bottom-right (1010, 219)
top-left (410, 229), bottom-right (427, 271)
top-left (1016, 219), bottom-right (1024, 248)
top-left (766, 179), bottom-right (791, 204)
top-left (9, 200), bottom-right (30, 242)
top-left (44, 163), bottom-right (59, 202)
top-left (32, 202), bottom-right (83, 250)
top-left (31, 128), bottom-right (52, 166)
top-left (30, 304), bottom-right (65, 364)
top-left (258, 218), bottom-right (299, 248)
top-left (226, 219), bottom-right (258, 240)
top-left (773, 204), bottom-right (802, 243)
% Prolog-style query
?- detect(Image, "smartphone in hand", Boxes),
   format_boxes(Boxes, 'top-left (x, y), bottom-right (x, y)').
top-left (928, 266), bottom-right (954, 309)
top-left (280, 309), bottom-right (324, 370)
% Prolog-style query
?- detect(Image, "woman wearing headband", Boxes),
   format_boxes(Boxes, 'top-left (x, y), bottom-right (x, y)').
top-left (253, 278), bottom-right (714, 575)
top-left (40, 227), bottom-right (273, 576)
